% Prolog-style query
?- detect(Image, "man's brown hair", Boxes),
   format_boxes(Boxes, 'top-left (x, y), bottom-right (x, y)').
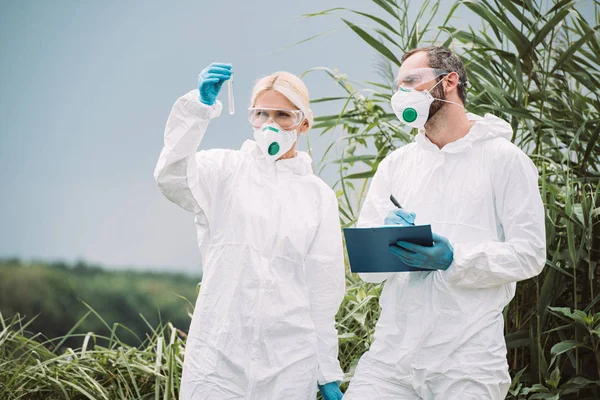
top-left (402, 46), bottom-right (469, 104)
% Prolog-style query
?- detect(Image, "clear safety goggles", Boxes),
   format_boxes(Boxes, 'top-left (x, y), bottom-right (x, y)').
top-left (393, 68), bottom-right (449, 92)
top-left (248, 108), bottom-right (305, 130)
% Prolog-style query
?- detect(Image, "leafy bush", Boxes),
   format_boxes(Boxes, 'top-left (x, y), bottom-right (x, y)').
top-left (0, 260), bottom-right (198, 349)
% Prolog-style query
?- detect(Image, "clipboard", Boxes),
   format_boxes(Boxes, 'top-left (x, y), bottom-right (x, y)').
top-left (343, 225), bottom-right (434, 273)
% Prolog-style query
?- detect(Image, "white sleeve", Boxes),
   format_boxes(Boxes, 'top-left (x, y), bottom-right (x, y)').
top-left (446, 151), bottom-right (546, 288)
top-left (154, 90), bottom-right (243, 223)
top-left (356, 157), bottom-right (395, 283)
top-left (305, 189), bottom-right (345, 385)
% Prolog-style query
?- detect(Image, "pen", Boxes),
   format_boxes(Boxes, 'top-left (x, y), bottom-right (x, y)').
top-left (390, 195), bottom-right (402, 209)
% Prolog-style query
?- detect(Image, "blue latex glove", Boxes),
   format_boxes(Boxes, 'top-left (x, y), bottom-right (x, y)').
top-left (389, 232), bottom-right (454, 270)
top-left (384, 209), bottom-right (416, 226)
top-left (197, 62), bottom-right (232, 106)
top-left (318, 382), bottom-right (343, 400)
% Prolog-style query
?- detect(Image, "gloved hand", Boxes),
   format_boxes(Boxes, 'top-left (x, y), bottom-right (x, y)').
top-left (384, 209), bottom-right (416, 226)
top-left (318, 382), bottom-right (343, 400)
top-left (197, 62), bottom-right (232, 106)
top-left (389, 232), bottom-right (454, 270)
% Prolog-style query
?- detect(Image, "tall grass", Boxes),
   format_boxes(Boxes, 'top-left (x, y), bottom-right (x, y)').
top-left (0, 310), bottom-right (185, 399)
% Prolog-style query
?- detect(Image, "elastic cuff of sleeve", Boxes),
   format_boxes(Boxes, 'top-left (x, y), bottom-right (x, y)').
top-left (181, 90), bottom-right (223, 120)
top-left (317, 370), bottom-right (344, 386)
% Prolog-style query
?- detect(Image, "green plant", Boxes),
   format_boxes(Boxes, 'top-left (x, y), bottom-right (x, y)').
top-left (335, 274), bottom-right (382, 386)
top-left (0, 259), bottom-right (198, 349)
top-left (0, 310), bottom-right (185, 399)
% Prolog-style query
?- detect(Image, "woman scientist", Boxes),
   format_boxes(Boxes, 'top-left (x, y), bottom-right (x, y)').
top-left (154, 63), bottom-right (345, 400)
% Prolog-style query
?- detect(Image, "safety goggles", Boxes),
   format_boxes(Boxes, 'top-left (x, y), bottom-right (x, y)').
top-left (248, 108), bottom-right (305, 130)
top-left (393, 68), bottom-right (449, 92)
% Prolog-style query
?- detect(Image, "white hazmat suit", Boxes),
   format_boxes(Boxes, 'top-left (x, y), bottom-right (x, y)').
top-left (154, 90), bottom-right (345, 399)
top-left (344, 113), bottom-right (546, 400)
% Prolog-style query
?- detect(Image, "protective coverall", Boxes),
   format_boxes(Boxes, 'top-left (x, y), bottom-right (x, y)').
top-left (154, 90), bottom-right (345, 399)
top-left (344, 113), bottom-right (546, 399)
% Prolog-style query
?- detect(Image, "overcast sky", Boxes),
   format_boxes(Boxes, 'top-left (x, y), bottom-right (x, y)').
top-left (1, 1), bottom-right (592, 274)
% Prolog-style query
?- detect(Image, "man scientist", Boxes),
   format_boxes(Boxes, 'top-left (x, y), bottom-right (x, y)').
top-left (343, 46), bottom-right (546, 400)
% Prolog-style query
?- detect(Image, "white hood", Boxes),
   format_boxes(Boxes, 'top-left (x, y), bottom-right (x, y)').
top-left (416, 113), bottom-right (513, 153)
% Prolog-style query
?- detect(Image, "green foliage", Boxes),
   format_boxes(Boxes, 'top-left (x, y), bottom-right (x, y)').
top-left (303, 0), bottom-right (600, 398)
top-left (0, 312), bottom-right (184, 399)
top-left (335, 275), bottom-right (382, 385)
top-left (0, 259), bottom-right (198, 349)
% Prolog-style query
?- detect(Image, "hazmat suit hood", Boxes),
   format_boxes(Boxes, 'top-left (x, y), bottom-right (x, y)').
top-left (415, 113), bottom-right (513, 153)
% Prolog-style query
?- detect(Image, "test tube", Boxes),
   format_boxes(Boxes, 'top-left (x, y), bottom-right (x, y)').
top-left (227, 73), bottom-right (235, 115)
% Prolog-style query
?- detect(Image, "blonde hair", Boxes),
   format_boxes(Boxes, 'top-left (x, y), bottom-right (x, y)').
top-left (250, 71), bottom-right (314, 130)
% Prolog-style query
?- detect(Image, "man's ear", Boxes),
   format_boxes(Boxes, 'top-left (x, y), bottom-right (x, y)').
top-left (444, 71), bottom-right (460, 94)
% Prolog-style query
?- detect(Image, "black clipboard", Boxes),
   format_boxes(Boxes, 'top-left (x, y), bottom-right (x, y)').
top-left (343, 225), bottom-right (434, 273)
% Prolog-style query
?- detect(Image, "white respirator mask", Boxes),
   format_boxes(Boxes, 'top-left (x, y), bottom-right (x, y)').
top-left (390, 76), bottom-right (464, 128)
top-left (253, 122), bottom-right (297, 162)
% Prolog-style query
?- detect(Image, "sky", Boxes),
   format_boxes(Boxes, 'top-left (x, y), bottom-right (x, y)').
top-left (1, 1), bottom-right (592, 274)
